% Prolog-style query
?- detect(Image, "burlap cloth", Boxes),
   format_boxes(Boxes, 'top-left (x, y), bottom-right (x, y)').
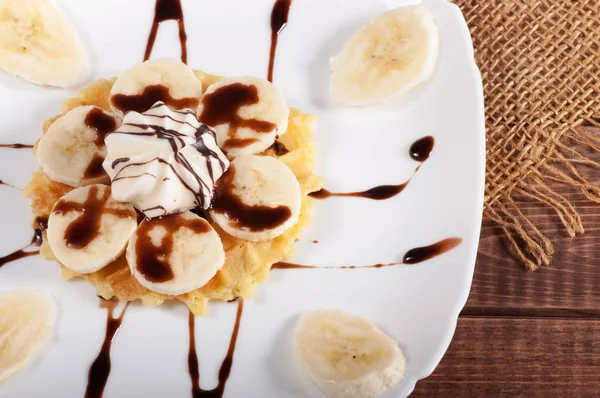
top-left (452, 0), bottom-right (600, 270)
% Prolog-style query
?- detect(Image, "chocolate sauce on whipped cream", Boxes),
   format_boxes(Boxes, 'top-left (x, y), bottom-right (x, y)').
top-left (273, 237), bottom-right (462, 269)
top-left (211, 165), bottom-right (292, 231)
top-left (145, 0), bottom-right (188, 63)
top-left (107, 105), bottom-right (229, 215)
top-left (85, 300), bottom-right (130, 398)
top-left (53, 186), bottom-right (134, 249)
top-left (197, 83), bottom-right (276, 150)
top-left (135, 214), bottom-right (211, 283)
top-left (0, 143), bottom-right (34, 149)
top-left (268, 0), bottom-right (292, 82)
top-left (310, 136), bottom-right (435, 201)
top-left (188, 299), bottom-right (244, 398)
top-left (111, 85), bottom-right (199, 115)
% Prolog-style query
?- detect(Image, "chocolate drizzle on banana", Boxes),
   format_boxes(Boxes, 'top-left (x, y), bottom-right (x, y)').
top-left (52, 185), bottom-right (134, 250)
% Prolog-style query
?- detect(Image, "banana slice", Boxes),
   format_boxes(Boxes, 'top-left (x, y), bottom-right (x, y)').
top-left (47, 184), bottom-right (137, 274)
top-left (197, 76), bottom-right (289, 158)
top-left (36, 105), bottom-right (119, 187)
top-left (0, 290), bottom-right (55, 383)
top-left (109, 58), bottom-right (203, 118)
top-left (330, 5), bottom-right (439, 106)
top-left (0, 0), bottom-right (89, 87)
top-left (126, 211), bottom-right (225, 295)
top-left (209, 155), bottom-right (301, 242)
top-left (293, 309), bottom-right (406, 398)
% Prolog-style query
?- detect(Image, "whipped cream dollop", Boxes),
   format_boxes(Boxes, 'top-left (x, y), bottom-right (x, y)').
top-left (103, 102), bottom-right (229, 218)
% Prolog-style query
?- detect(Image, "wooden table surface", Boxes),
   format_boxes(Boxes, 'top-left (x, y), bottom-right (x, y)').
top-left (411, 126), bottom-right (600, 397)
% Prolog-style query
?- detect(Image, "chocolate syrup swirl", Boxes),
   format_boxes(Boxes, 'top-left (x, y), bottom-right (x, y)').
top-left (0, 143), bottom-right (34, 149)
top-left (111, 85), bottom-right (199, 115)
top-left (212, 165), bottom-right (292, 231)
top-left (53, 186), bottom-right (134, 249)
top-left (0, 230), bottom-right (42, 269)
top-left (310, 136), bottom-right (435, 201)
top-left (188, 299), bottom-right (244, 398)
top-left (85, 299), bottom-right (130, 398)
top-left (272, 237), bottom-right (462, 269)
top-left (268, 0), bottom-right (293, 82)
top-left (197, 83), bottom-right (276, 150)
top-left (135, 214), bottom-right (211, 283)
top-left (145, 0), bottom-right (188, 63)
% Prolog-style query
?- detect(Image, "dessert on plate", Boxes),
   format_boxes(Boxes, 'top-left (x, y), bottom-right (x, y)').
top-left (24, 58), bottom-right (324, 315)
top-left (0, 0), bottom-right (450, 395)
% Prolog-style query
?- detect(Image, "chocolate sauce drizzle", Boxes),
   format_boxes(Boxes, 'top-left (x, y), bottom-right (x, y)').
top-left (272, 237), bottom-right (463, 269)
top-left (0, 230), bottom-right (42, 269)
top-left (0, 179), bottom-right (20, 190)
top-left (111, 157), bottom-right (130, 169)
top-left (145, 0), bottom-right (188, 63)
top-left (0, 143), bottom-right (34, 149)
top-left (188, 299), bottom-right (244, 398)
top-left (135, 214), bottom-right (211, 283)
top-left (310, 136), bottom-right (435, 201)
top-left (198, 83), bottom-right (276, 150)
top-left (409, 136), bottom-right (435, 162)
top-left (80, 108), bottom-right (117, 180)
top-left (212, 165), bottom-right (292, 231)
top-left (85, 108), bottom-right (118, 146)
top-left (110, 109), bottom-right (228, 209)
top-left (83, 154), bottom-right (107, 179)
top-left (270, 140), bottom-right (289, 156)
top-left (85, 299), bottom-right (130, 398)
top-left (402, 237), bottom-right (463, 264)
top-left (53, 186), bottom-right (134, 249)
top-left (268, 0), bottom-right (293, 82)
top-left (111, 85), bottom-right (199, 115)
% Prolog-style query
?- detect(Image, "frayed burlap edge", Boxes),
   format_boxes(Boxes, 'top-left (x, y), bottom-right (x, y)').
top-left (486, 120), bottom-right (600, 270)
top-left (454, 0), bottom-right (600, 270)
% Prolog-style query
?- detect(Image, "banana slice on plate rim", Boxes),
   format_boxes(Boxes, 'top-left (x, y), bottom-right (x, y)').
top-left (0, 0), bottom-right (89, 87)
top-left (330, 5), bottom-right (439, 106)
top-left (0, 290), bottom-right (56, 383)
top-left (293, 309), bottom-right (407, 398)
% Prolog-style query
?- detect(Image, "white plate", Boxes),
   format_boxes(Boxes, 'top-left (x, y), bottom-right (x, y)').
top-left (0, 0), bottom-right (484, 396)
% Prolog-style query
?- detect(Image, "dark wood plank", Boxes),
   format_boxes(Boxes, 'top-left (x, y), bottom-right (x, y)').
top-left (465, 126), bottom-right (600, 315)
top-left (412, 316), bottom-right (600, 397)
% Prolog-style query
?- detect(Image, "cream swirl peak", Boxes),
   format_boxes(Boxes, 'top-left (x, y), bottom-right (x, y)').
top-left (103, 102), bottom-right (229, 218)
